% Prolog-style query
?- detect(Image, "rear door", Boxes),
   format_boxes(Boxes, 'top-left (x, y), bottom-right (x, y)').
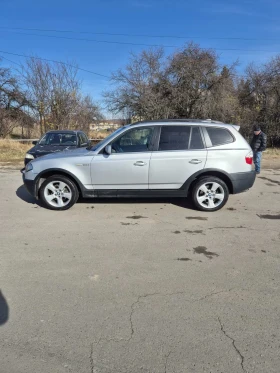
top-left (149, 125), bottom-right (207, 189)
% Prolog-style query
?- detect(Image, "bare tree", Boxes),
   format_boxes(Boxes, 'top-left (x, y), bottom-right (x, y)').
top-left (48, 62), bottom-right (80, 130)
top-left (104, 43), bottom-right (237, 122)
top-left (70, 95), bottom-right (103, 134)
top-left (104, 48), bottom-right (171, 120)
top-left (0, 61), bottom-right (28, 138)
top-left (205, 66), bottom-right (239, 123)
top-left (238, 59), bottom-right (280, 146)
top-left (22, 57), bottom-right (103, 135)
top-left (164, 44), bottom-right (238, 119)
top-left (22, 57), bottom-right (51, 134)
top-left (3, 46), bottom-right (280, 147)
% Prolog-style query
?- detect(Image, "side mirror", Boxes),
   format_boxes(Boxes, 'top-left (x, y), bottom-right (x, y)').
top-left (32, 140), bottom-right (38, 145)
top-left (104, 145), bottom-right (112, 155)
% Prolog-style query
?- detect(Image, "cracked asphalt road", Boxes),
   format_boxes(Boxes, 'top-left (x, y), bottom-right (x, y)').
top-left (0, 169), bottom-right (280, 373)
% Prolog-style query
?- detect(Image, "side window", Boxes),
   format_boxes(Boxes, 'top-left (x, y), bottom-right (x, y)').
top-left (112, 127), bottom-right (154, 153)
top-left (82, 133), bottom-right (88, 143)
top-left (206, 127), bottom-right (234, 146)
top-left (49, 133), bottom-right (61, 145)
top-left (190, 127), bottom-right (204, 149)
top-left (79, 133), bottom-right (88, 146)
top-left (78, 134), bottom-right (83, 145)
top-left (159, 126), bottom-right (190, 151)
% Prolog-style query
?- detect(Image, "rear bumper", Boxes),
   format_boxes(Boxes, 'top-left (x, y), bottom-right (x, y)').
top-left (230, 171), bottom-right (256, 194)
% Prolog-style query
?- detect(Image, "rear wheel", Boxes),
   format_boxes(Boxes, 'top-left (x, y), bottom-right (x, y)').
top-left (39, 175), bottom-right (79, 210)
top-left (192, 177), bottom-right (229, 212)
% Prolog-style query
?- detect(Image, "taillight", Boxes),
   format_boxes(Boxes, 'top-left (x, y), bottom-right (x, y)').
top-left (245, 151), bottom-right (253, 165)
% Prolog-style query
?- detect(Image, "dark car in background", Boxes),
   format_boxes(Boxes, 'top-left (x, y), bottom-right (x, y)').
top-left (24, 130), bottom-right (90, 165)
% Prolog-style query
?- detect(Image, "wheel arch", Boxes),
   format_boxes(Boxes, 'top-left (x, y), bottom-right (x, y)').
top-left (183, 169), bottom-right (234, 195)
top-left (35, 168), bottom-right (84, 198)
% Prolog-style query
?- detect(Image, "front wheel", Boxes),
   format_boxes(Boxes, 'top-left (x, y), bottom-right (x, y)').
top-left (191, 177), bottom-right (229, 212)
top-left (39, 175), bottom-right (79, 210)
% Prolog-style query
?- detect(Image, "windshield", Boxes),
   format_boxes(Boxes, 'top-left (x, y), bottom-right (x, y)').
top-left (39, 133), bottom-right (77, 146)
top-left (91, 127), bottom-right (127, 151)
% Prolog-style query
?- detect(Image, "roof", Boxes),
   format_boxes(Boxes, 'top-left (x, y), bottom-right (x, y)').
top-left (45, 130), bottom-right (79, 134)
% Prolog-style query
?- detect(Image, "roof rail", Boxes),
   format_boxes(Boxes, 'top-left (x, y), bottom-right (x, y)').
top-left (131, 118), bottom-right (225, 125)
top-left (201, 119), bottom-right (224, 124)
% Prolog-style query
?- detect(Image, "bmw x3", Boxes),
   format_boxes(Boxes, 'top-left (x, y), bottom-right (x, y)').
top-left (22, 119), bottom-right (256, 211)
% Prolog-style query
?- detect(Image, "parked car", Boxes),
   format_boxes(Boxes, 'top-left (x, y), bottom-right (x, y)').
top-left (24, 130), bottom-right (90, 165)
top-left (22, 119), bottom-right (256, 211)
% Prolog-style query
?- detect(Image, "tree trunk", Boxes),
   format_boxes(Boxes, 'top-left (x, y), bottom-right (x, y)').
top-left (39, 114), bottom-right (43, 135)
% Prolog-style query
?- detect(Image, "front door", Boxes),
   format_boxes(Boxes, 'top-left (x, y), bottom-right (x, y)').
top-left (149, 126), bottom-right (207, 189)
top-left (91, 126), bottom-right (155, 189)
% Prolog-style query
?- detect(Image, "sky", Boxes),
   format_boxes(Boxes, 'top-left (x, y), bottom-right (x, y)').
top-left (1, 0), bottom-right (280, 115)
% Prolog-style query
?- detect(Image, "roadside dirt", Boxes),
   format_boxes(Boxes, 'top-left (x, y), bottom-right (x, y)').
top-left (262, 157), bottom-right (280, 170)
top-left (0, 161), bottom-right (24, 170)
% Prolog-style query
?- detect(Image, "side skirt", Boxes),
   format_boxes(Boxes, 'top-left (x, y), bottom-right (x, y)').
top-left (83, 189), bottom-right (187, 198)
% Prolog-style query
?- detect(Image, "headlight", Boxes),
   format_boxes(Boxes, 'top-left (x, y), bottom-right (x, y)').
top-left (25, 153), bottom-right (34, 159)
top-left (25, 162), bottom-right (33, 172)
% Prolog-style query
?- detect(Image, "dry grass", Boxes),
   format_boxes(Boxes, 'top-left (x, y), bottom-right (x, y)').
top-left (263, 148), bottom-right (280, 158)
top-left (89, 130), bottom-right (112, 140)
top-left (11, 125), bottom-right (41, 139)
top-left (0, 140), bottom-right (31, 163)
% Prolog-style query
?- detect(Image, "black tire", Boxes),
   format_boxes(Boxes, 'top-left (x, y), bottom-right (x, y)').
top-left (191, 176), bottom-right (229, 212)
top-left (39, 174), bottom-right (79, 211)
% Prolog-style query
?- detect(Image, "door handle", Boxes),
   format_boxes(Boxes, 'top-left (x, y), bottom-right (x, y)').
top-left (189, 159), bottom-right (202, 164)
top-left (134, 161), bottom-right (147, 166)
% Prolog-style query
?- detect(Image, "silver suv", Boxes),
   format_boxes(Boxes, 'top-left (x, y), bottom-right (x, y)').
top-left (22, 120), bottom-right (256, 211)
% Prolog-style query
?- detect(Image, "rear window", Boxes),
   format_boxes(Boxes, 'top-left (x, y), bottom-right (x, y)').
top-left (206, 127), bottom-right (234, 146)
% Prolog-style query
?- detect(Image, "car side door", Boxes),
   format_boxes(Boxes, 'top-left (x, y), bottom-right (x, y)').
top-left (149, 125), bottom-right (207, 189)
top-left (91, 126), bottom-right (156, 189)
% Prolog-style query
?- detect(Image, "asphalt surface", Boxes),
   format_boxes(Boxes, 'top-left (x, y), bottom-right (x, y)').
top-left (0, 169), bottom-right (280, 373)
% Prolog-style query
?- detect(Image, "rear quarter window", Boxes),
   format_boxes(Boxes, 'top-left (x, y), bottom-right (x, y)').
top-left (206, 127), bottom-right (234, 146)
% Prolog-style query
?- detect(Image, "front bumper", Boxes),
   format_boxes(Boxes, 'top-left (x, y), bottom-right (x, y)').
top-left (24, 158), bottom-right (32, 166)
top-left (230, 171), bottom-right (256, 194)
top-left (22, 170), bottom-right (37, 198)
